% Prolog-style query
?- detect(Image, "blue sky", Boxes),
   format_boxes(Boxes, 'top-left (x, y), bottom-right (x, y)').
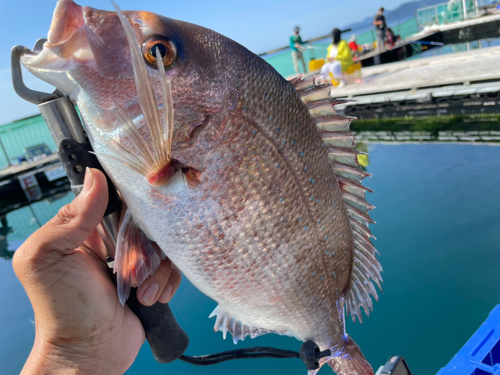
top-left (1, 0), bottom-right (406, 125)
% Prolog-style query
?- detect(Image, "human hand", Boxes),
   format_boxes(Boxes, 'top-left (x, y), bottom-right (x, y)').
top-left (13, 168), bottom-right (181, 374)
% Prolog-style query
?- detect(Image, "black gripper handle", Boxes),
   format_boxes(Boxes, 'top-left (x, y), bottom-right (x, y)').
top-left (127, 288), bottom-right (189, 363)
top-left (57, 138), bottom-right (189, 363)
top-left (58, 138), bottom-right (121, 216)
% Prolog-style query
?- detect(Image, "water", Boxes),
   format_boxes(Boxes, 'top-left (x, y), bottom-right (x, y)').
top-left (261, 17), bottom-right (419, 79)
top-left (263, 36), bottom-right (500, 79)
top-left (1, 143), bottom-right (500, 374)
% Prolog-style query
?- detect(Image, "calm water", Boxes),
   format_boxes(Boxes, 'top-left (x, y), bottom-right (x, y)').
top-left (1, 143), bottom-right (500, 375)
top-left (262, 17), bottom-right (419, 79)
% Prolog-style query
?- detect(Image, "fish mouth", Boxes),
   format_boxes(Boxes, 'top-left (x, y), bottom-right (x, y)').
top-left (21, 0), bottom-right (94, 71)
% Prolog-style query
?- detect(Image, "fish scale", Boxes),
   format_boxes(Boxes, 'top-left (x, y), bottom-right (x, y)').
top-left (169, 120), bottom-right (346, 331)
top-left (21, 1), bottom-right (381, 373)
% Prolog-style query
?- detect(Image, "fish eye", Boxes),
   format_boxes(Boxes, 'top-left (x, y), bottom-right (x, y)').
top-left (142, 36), bottom-right (177, 69)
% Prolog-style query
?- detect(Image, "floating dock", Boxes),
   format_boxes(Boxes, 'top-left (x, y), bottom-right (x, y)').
top-left (358, 31), bottom-right (441, 67)
top-left (0, 155), bottom-right (70, 216)
top-left (359, 12), bottom-right (500, 67)
top-left (334, 46), bottom-right (500, 119)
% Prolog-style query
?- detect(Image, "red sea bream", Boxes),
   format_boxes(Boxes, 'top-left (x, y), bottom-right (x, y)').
top-left (21, 1), bottom-right (382, 373)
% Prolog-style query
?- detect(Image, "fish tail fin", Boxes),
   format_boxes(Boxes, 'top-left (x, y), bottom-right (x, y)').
top-left (327, 336), bottom-right (373, 375)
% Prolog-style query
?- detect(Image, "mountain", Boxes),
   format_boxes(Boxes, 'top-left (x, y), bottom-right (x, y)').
top-left (345, 0), bottom-right (445, 31)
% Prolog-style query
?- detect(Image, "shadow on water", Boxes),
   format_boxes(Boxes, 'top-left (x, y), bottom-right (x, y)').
top-left (0, 217), bottom-right (14, 260)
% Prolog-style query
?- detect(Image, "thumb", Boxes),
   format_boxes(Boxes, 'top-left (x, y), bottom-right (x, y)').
top-left (16, 168), bottom-right (109, 264)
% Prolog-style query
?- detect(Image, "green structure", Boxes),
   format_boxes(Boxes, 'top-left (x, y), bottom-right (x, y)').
top-left (0, 115), bottom-right (56, 169)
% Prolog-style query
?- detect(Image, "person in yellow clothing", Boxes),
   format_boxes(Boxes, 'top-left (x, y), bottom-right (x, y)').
top-left (319, 28), bottom-right (354, 87)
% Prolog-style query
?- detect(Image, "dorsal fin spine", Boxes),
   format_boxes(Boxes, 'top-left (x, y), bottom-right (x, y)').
top-left (290, 73), bottom-right (382, 325)
top-left (338, 176), bottom-right (374, 198)
top-left (351, 218), bottom-right (376, 240)
top-left (342, 191), bottom-right (375, 214)
top-left (299, 85), bottom-right (332, 103)
top-left (354, 235), bottom-right (379, 256)
top-left (346, 205), bottom-right (376, 225)
top-left (333, 164), bottom-right (371, 183)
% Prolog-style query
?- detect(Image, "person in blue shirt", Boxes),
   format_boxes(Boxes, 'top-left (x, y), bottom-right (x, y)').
top-left (290, 26), bottom-right (307, 75)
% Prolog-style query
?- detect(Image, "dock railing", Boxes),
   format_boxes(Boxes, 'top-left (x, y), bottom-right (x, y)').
top-left (416, 0), bottom-right (496, 28)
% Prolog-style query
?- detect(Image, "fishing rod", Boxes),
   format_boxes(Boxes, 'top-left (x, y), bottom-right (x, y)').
top-left (11, 39), bottom-right (331, 371)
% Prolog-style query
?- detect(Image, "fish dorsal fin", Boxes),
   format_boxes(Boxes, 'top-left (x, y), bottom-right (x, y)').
top-left (291, 74), bottom-right (383, 324)
top-left (209, 305), bottom-right (292, 344)
top-left (114, 209), bottom-right (165, 305)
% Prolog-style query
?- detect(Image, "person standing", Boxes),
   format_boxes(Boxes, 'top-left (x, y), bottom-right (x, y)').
top-left (373, 7), bottom-right (387, 51)
top-left (290, 26), bottom-right (307, 75)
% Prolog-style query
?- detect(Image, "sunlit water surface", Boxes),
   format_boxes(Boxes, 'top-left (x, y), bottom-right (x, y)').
top-left (1, 143), bottom-right (499, 375)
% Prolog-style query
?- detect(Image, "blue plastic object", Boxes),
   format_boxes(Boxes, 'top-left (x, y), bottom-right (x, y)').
top-left (437, 305), bottom-right (500, 375)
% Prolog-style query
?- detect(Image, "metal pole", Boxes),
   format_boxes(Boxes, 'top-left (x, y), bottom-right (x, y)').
top-left (0, 136), bottom-right (11, 167)
top-left (474, 0), bottom-right (479, 16)
top-left (462, 0), bottom-right (468, 20)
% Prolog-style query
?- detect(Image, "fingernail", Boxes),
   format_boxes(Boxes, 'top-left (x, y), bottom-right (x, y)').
top-left (159, 283), bottom-right (173, 303)
top-left (81, 167), bottom-right (94, 196)
top-left (143, 282), bottom-right (159, 306)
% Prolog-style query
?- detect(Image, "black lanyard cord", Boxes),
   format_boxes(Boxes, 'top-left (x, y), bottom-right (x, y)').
top-left (179, 341), bottom-right (331, 370)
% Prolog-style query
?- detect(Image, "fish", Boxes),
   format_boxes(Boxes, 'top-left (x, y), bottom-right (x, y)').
top-left (21, 1), bottom-right (382, 373)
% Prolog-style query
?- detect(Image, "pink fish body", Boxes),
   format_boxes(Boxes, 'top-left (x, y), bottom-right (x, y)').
top-left (22, 1), bottom-right (382, 373)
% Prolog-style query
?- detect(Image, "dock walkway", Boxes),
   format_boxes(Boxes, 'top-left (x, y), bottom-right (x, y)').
top-left (0, 155), bottom-right (70, 217)
top-left (358, 11), bottom-right (500, 66)
top-left (0, 154), bottom-right (59, 180)
top-left (335, 47), bottom-right (500, 98)
top-left (329, 46), bottom-right (500, 128)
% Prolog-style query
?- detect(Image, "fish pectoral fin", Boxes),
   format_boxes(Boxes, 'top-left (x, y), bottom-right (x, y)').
top-left (209, 305), bottom-right (291, 344)
top-left (114, 209), bottom-right (165, 305)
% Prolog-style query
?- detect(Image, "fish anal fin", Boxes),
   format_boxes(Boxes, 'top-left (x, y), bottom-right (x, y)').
top-left (114, 209), bottom-right (165, 305)
top-left (209, 305), bottom-right (291, 344)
